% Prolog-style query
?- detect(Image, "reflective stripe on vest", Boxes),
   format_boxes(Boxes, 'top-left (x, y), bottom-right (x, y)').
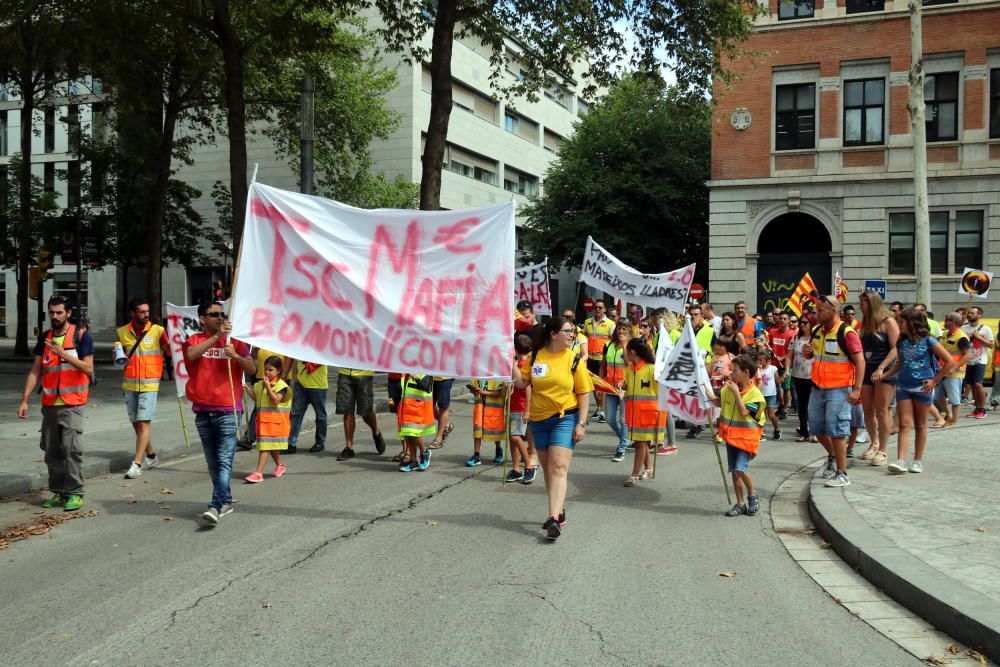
top-left (941, 330), bottom-right (969, 379)
top-left (41, 324), bottom-right (90, 406)
top-left (604, 344), bottom-right (625, 386)
top-left (718, 385), bottom-right (765, 454)
top-left (738, 318), bottom-right (756, 339)
top-left (810, 322), bottom-right (857, 389)
top-left (624, 362), bottom-right (663, 440)
top-left (585, 318), bottom-right (613, 359)
top-left (255, 379), bottom-right (292, 447)
top-left (399, 375), bottom-right (435, 435)
top-left (117, 323), bottom-right (165, 393)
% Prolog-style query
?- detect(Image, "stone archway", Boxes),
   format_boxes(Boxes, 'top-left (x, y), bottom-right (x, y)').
top-left (755, 212), bottom-right (832, 314)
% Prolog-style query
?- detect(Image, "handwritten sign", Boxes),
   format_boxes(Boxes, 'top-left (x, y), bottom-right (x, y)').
top-left (580, 236), bottom-right (694, 312)
top-left (229, 183), bottom-right (516, 380)
top-left (165, 300), bottom-right (230, 398)
top-left (514, 259), bottom-right (552, 315)
top-left (657, 317), bottom-right (711, 425)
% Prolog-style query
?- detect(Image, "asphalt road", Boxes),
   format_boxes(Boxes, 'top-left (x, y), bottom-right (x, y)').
top-left (0, 402), bottom-right (919, 666)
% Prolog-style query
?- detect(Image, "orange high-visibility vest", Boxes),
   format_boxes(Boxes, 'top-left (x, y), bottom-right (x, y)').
top-left (603, 343), bottom-right (626, 387)
top-left (116, 322), bottom-right (166, 392)
top-left (941, 328), bottom-right (970, 379)
top-left (738, 318), bottom-right (757, 339)
top-left (398, 375), bottom-right (435, 438)
top-left (810, 322), bottom-right (857, 389)
top-left (624, 360), bottom-right (665, 442)
top-left (254, 378), bottom-right (292, 448)
top-left (41, 324), bottom-right (90, 407)
top-left (718, 383), bottom-right (766, 454)
top-left (584, 317), bottom-right (614, 360)
top-left (472, 380), bottom-right (507, 441)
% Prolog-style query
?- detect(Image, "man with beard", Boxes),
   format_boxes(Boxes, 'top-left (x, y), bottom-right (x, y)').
top-left (116, 298), bottom-right (171, 479)
top-left (17, 296), bottom-right (95, 511)
top-left (961, 306), bottom-right (995, 419)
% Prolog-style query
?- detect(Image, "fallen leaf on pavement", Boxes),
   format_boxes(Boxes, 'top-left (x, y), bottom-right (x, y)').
top-left (924, 656), bottom-right (950, 666)
top-left (946, 644), bottom-right (959, 654)
top-left (426, 521), bottom-right (438, 528)
top-left (975, 527), bottom-right (986, 533)
top-left (121, 482), bottom-right (132, 488)
top-left (163, 517), bottom-right (173, 522)
top-left (833, 596), bottom-right (842, 603)
top-left (159, 488), bottom-right (174, 495)
top-left (719, 571), bottom-right (736, 578)
top-left (262, 603), bottom-right (272, 608)
top-left (0, 510), bottom-right (100, 550)
top-left (966, 649), bottom-right (987, 665)
top-left (819, 542), bottom-right (832, 549)
top-left (159, 505), bottom-right (171, 510)
top-left (33, 510), bottom-right (44, 515)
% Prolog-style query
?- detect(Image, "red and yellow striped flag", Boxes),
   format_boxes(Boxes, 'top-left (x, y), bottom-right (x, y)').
top-left (786, 273), bottom-right (819, 316)
top-left (588, 371), bottom-right (621, 395)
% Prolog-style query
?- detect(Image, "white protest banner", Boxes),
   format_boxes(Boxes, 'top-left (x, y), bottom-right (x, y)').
top-left (657, 317), bottom-right (712, 425)
top-left (165, 300), bottom-right (230, 398)
top-left (514, 259), bottom-right (552, 315)
top-left (959, 267), bottom-right (993, 299)
top-left (229, 182), bottom-right (516, 380)
top-left (580, 236), bottom-right (695, 312)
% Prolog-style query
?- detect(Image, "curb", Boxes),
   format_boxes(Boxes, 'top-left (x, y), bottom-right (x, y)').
top-left (808, 467), bottom-right (1000, 662)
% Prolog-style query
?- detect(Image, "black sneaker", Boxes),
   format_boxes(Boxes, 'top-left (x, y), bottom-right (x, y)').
top-left (747, 495), bottom-right (760, 515)
top-left (611, 450), bottom-right (625, 462)
top-left (309, 443), bottom-right (325, 453)
top-left (286, 446), bottom-right (298, 455)
top-left (686, 426), bottom-right (703, 439)
top-left (337, 447), bottom-right (355, 461)
top-left (543, 517), bottom-right (562, 539)
top-left (374, 432), bottom-right (386, 454)
top-left (237, 438), bottom-right (253, 451)
top-left (772, 429), bottom-right (781, 441)
top-left (505, 469), bottom-right (524, 483)
top-left (521, 467), bottom-right (537, 484)
top-left (557, 510), bottom-right (566, 527)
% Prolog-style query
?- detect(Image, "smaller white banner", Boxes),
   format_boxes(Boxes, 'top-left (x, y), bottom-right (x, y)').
top-left (580, 237), bottom-right (695, 312)
top-left (165, 300), bottom-right (230, 398)
top-left (514, 259), bottom-right (552, 315)
top-left (657, 317), bottom-right (712, 426)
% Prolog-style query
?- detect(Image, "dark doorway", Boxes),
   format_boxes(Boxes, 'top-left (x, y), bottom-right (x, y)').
top-left (756, 212), bottom-right (832, 314)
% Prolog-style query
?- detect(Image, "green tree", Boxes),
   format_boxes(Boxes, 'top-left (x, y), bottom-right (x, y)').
top-left (373, 0), bottom-right (759, 211)
top-left (521, 74), bottom-right (710, 277)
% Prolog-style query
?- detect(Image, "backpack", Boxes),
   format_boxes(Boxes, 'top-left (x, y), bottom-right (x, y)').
top-left (810, 322), bottom-right (854, 365)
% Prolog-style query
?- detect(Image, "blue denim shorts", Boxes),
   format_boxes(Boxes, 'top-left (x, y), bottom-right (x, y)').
top-left (935, 376), bottom-right (962, 406)
top-left (528, 410), bottom-right (578, 450)
top-left (896, 385), bottom-right (934, 405)
top-left (124, 390), bottom-right (158, 422)
top-left (808, 386), bottom-right (852, 438)
top-left (725, 443), bottom-right (751, 473)
top-left (764, 394), bottom-right (778, 408)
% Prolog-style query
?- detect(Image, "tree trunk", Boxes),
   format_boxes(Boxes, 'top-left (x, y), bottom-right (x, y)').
top-left (213, 0), bottom-right (248, 273)
top-left (146, 104), bottom-right (178, 323)
top-left (14, 75), bottom-right (34, 355)
top-left (419, 0), bottom-right (458, 211)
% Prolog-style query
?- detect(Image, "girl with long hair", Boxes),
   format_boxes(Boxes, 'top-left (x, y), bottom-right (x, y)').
top-left (857, 290), bottom-right (899, 465)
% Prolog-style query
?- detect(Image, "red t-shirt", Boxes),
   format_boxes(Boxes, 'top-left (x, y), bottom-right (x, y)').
top-left (768, 326), bottom-right (795, 368)
top-left (510, 358), bottom-right (528, 413)
top-left (182, 333), bottom-right (250, 411)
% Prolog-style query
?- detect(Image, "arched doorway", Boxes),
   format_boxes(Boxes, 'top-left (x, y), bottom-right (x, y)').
top-left (756, 213), bottom-right (832, 314)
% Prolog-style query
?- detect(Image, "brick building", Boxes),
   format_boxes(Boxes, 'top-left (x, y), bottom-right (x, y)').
top-left (709, 0), bottom-right (1000, 315)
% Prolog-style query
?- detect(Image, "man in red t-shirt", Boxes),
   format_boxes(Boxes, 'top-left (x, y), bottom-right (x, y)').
top-left (768, 311), bottom-right (795, 419)
top-left (183, 301), bottom-right (255, 526)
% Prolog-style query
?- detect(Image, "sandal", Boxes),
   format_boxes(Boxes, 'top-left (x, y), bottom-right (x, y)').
top-left (930, 420), bottom-right (946, 429)
top-left (795, 435), bottom-right (808, 442)
top-left (442, 422), bottom-right (455, 442)
top-left (870, 451), bottom-right (888, 466)
top-left (859, 445), bottom-right (878, 461)
top-left (391, 451), bottom-right (406, 462)
top-left (624, 476), bottom-right (640, 487)
top-left (426, 440), bottom-right (444, 450)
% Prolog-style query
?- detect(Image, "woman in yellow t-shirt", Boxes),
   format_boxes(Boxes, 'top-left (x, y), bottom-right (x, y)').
top-left (512, 316), bottom-right (594, 540)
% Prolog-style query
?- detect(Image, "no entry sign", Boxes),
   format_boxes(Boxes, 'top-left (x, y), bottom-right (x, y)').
top-left (582, 297), bottom-right (595, 312)
top-left (689, 283), bottom-right (705, 301)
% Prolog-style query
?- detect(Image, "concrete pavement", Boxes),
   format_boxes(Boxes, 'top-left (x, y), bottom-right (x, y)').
top-left (810, 413), bottom-right (1000, 663)
top-left (0, 403), bottom-right (921, 665)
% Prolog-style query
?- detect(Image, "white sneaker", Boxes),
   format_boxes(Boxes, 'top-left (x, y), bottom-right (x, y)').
top-left (124, 462), bottom-right (143, 479)
top-left (855, 431), bottom-right (869, 444)
top-left (142, 455), bottom-right (158, 470)
top-left (908, 460), bottom-right (923, 474)
top-left (887, 459), bottom-right (907, 475)
top-left (201, 508), bottom-right (219, 525)
top-left (219, 504), bottom-right (234, 518)
top-left (824, 472), bottom-right (851, 487)
top-left (821, 459), bottom-right (837, 479)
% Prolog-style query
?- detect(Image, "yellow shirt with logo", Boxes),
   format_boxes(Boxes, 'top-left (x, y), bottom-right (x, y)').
top-left (520, 347), bottom-right (594, 422)
top-left (295, 360), bottom-right (329, 389)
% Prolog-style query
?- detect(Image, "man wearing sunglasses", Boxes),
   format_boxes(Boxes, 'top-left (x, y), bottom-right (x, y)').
top-left (183, 301), bottom-right (256, 525)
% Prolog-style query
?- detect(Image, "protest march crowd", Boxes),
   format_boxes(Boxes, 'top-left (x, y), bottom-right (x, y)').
top-left (14, 183), bottom-right (999, 539)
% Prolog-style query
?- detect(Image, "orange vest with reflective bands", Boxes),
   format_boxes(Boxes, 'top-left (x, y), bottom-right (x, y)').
top-left (738, 318), bottom-right (757, 339)
top-left (603, 343), bottom-right (626, 387)
top-left (624, 361), bottom-right (666, 441)
top-left (810, 321), bottom-right (857, 389)
top-left (117, 322), bottom-right (166, 392)
top-left (718, 383), bottom-right (766, 454)
top-left (584, 317), bottom-right (614, 359)
top-left (254, 378), bottom-right (292, 447)
top-left (41, 324), bottom-right (90, 406)
top-left (398, 374), bottom-right (436, 437)
top-left (472, 380), bottom-right (507, 440)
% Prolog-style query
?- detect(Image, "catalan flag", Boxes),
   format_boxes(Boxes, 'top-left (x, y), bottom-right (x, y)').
top-left (588, 371), bottom-right (622, 395)
top-left (835, 271), bottom-right (849, 304)
top-left (786, 273), bottom-right (819, 316)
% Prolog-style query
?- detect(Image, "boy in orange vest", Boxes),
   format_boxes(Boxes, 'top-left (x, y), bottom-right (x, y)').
top-left (710, 354), bottom-right (766, 517)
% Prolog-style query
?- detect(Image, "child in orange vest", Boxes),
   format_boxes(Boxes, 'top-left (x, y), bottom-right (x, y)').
top-left (243, 357), bottom-right (290, 482)
top-left (710, 354), bottom-right (766, 517)
top-left (467, 380), bottom-right (508, 466)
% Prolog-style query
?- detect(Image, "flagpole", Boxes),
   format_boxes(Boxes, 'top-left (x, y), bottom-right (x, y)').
top-left (711, 418), bottom-right (732, 505)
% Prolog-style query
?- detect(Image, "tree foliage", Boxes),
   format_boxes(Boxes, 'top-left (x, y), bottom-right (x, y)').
top-left (521, 74), bottom-right (711, 277)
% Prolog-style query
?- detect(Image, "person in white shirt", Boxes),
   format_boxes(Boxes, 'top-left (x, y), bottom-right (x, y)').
top-left (702, 302), bottom-right (723, 336)
top-left (961, 306), bottom-right (995, 419)
top-left (757, 349), bottom-right (781, 441)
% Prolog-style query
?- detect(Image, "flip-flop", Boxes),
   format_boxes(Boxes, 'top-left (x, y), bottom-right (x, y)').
top-left (427, 440), bottom-right (444, 450)
top-left (442, 423), bottom-right (455, 441)
top-left (930, 421), bottom-right (946, 429)
top-left (391, 451), bottom-right (406, 462)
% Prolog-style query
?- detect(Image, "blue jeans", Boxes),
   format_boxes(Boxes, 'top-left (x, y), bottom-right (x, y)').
top-left (289, 385), bottom-right (328, 448)
top-left (604, 393), bottom-right (628, 453)
top-left (808, 386), bottom-right (852, 439)
top-left (529, 410), bottom-right (578, 450)
top-left (195, 411), bottom-right (238, 510)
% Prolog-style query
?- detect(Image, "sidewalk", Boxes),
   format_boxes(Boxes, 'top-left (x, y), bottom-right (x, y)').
top-left (809, 412), bottom-right (1000, 662)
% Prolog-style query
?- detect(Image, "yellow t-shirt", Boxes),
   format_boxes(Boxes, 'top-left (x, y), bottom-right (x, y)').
top-left (521, 347), bottom-right (594, 422)
top-left (338, 367), bottom-right (375, 377)
top-left (295, 360), bottom-right (329, 389)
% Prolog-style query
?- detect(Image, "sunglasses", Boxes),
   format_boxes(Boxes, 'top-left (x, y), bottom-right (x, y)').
top-left (205, 312), bottom-right (225, 318)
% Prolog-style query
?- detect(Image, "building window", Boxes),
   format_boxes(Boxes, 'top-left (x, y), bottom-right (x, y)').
top-left (843, 78), bottom-right (884, 146)
top-left (924, 72), bottom-right (958, 142)
top-left (43, 162), bottom-right (55, 193)
top-left (67, 161), bottom-right (81, 208)
top-left (53, 273), bottom-right (87, 308)
top-left (989, 68), bottom-right (1000, 139)
top-left (846, 0), bottom-right (884, 13)
top-left (775, 83), bottom-right (815, 151)
top-left (44, 107), bottom-right (55, 153)
top-left (504, 167), bottom-right (538, 197)
top-left (778, 0), bottom-right (814, 20)
top-left (930, 211), bottom-right (948, 275)
top-left (439, 141), bottom-right (498, 186)
top-left (0, 110), bottom-right (6, 156)
top-left (544, 130), bottom-right (563, 154)
top-left (504, 110), bottom-right (539, 143)
top-left (889, 213), bottom-right (915, 274)
top-left (921, 0), bottom-right (957, 6)
top-left (955, 211), bottom-right (983, 269)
